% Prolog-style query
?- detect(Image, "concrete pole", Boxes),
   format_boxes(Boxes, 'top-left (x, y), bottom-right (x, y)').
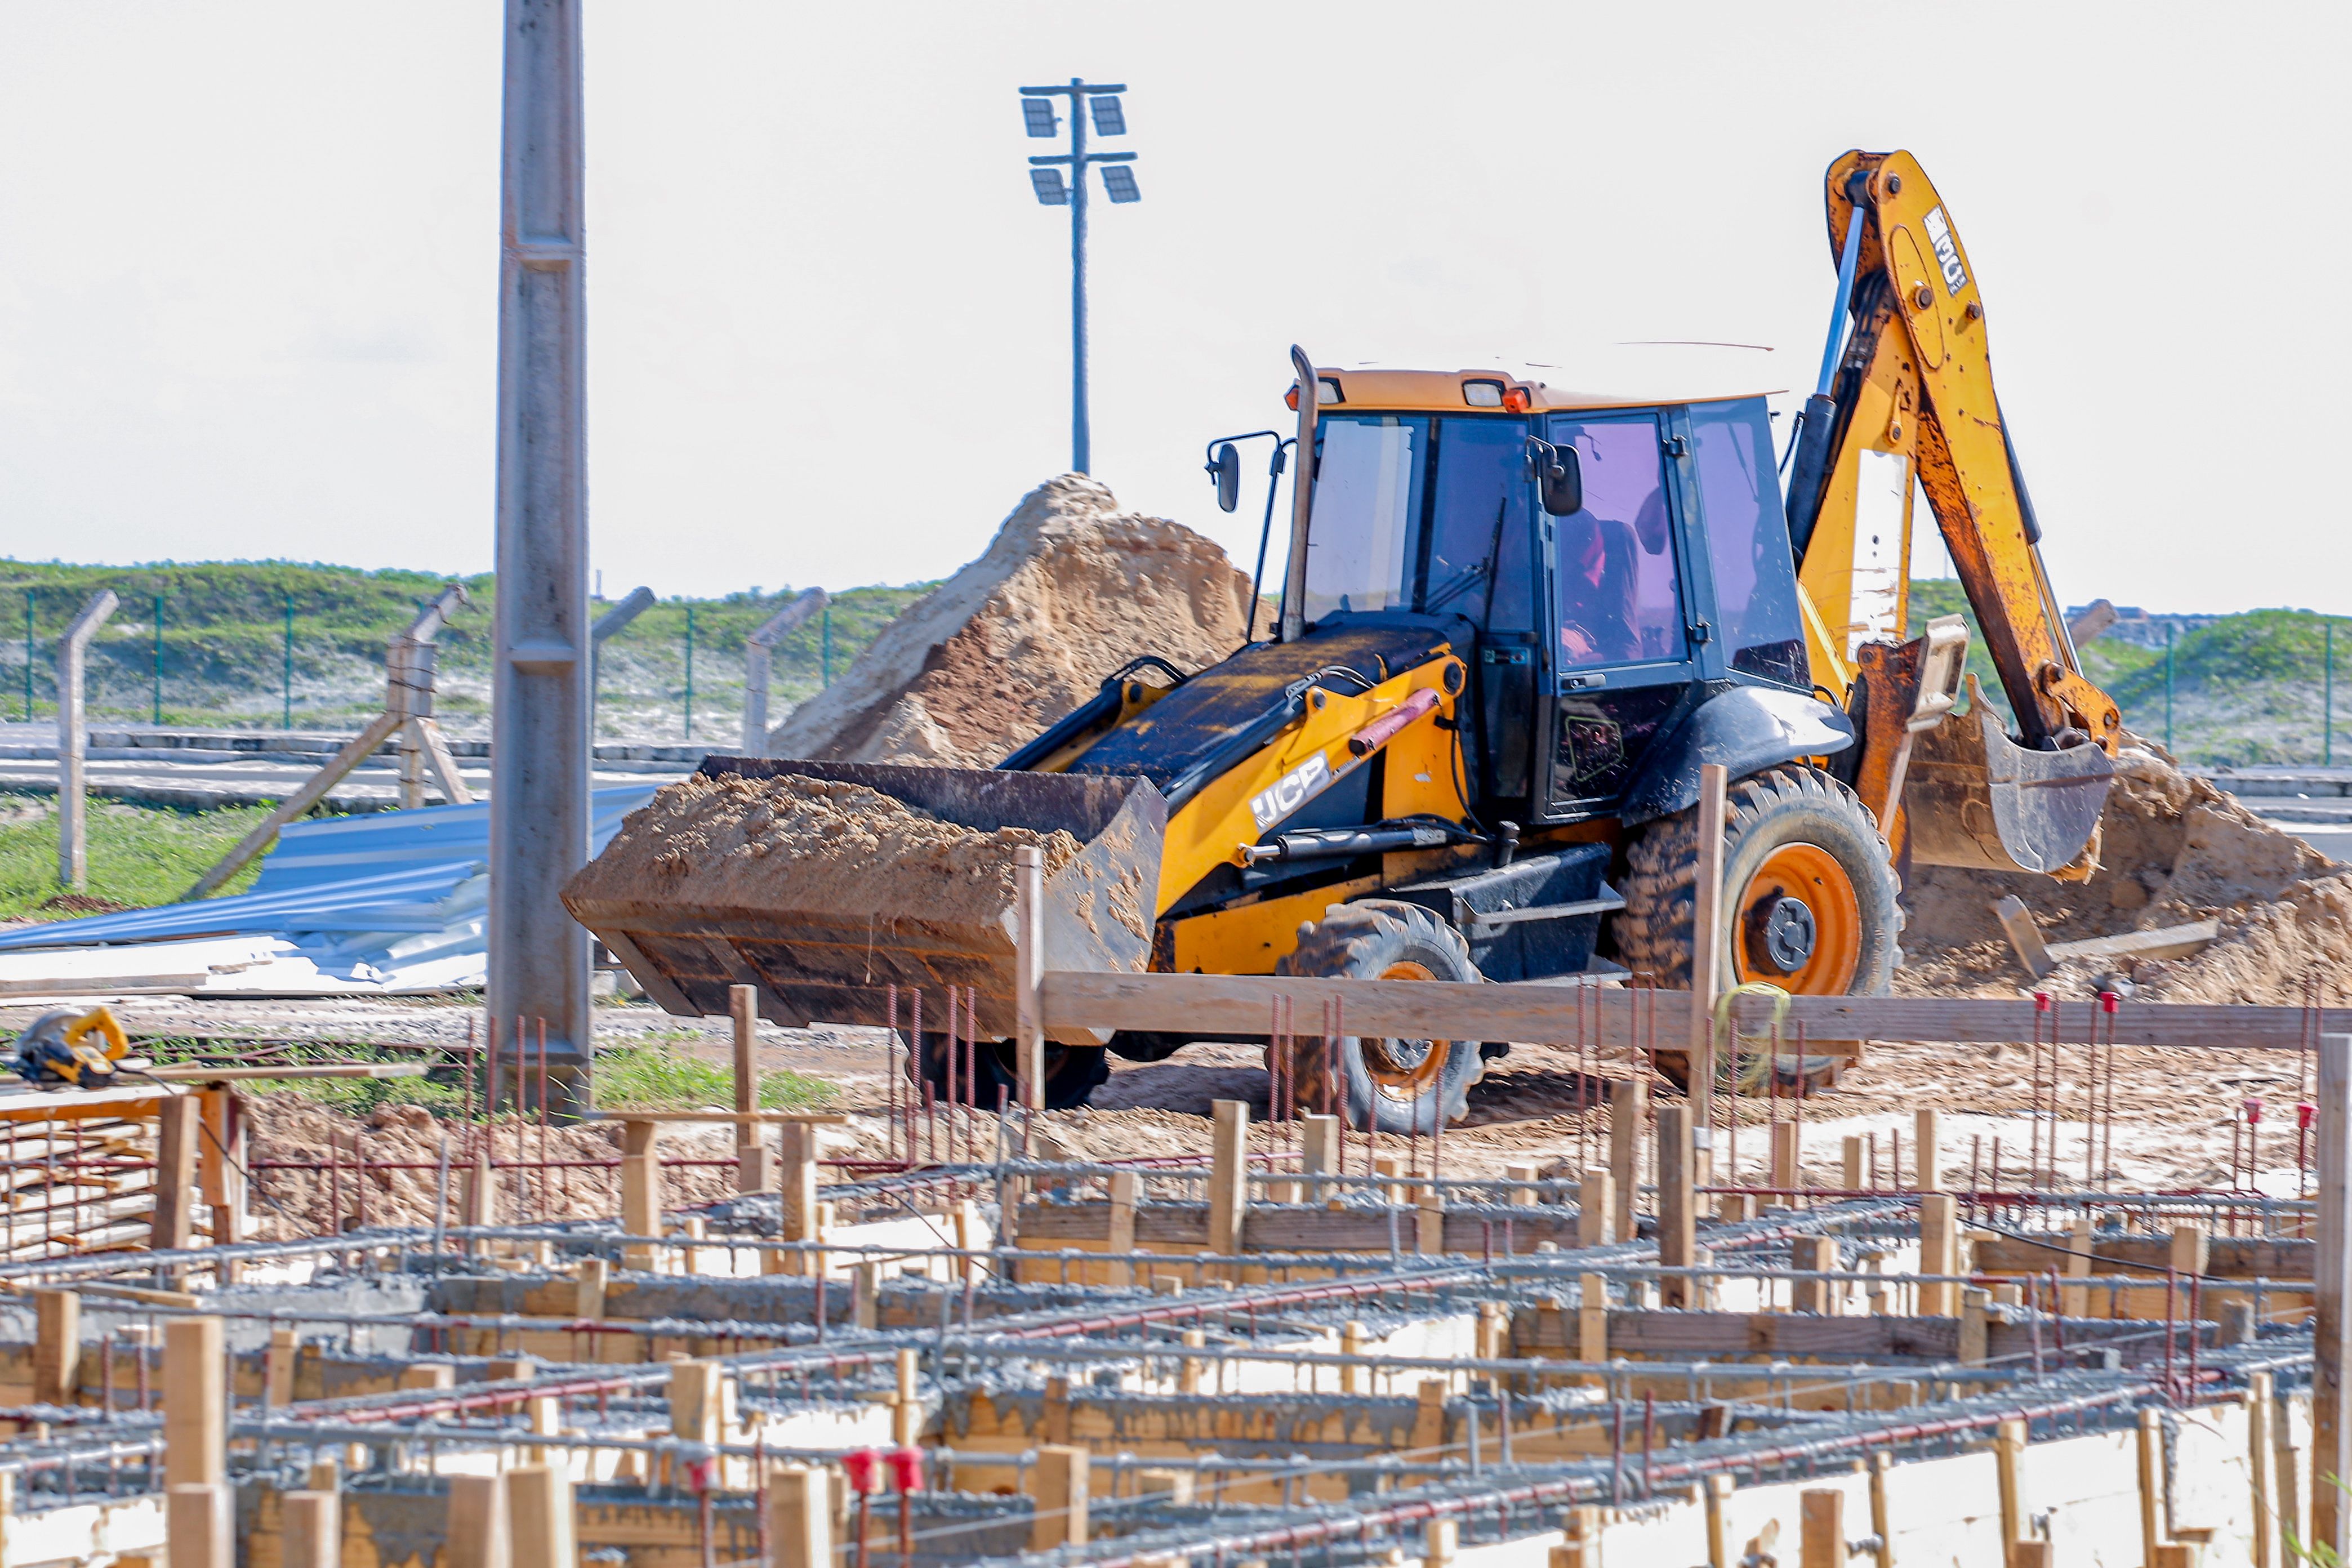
top-left (54, 589), bottom-right (117, 889)
top-left (490, 0), bottom-right (591, 1115)
top-left (741, 587), bottom-right (826, 754)
top-left (588, 585), bottom-right (653, 736)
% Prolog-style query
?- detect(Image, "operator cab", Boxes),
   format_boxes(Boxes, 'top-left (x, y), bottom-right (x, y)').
top-left (1287, 368), bottom-right (1808, 828)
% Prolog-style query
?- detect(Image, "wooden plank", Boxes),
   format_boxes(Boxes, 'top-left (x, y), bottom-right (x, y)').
top-left (1040, 970), bottom-right (2352, 1051)
top-left (1210, 1101), bottom-right (1247, 1268)
top-left (1015, 845), bottom-right (1046, 1111)
top-left (445, 1473), bottom-right (510, 1568)
top-left (2047, 919), bottom-right (2220, 967)
top-left (33, 1289), bottom-right (77, 1407)
top-left (1801, 1488), bottom-right (1844, 1568)
top-left (145, 1063), bottom-right (427, 1083)
top-left (1609, 1079), bottom-right (1643, 1241)
top-left (1994, 895), bottom-right (2055, 979)
top-left (767, 1465), bottom-right (831, 1568)
top-left (1030, 1446), bottom-right (1088, 1550)
top-left (1577, 1168), bottom-right (1613, 1248)
top-left (166, 1482), bottom-right (232, 1568)
top-left (729, 985), bottom-right (758, 1148)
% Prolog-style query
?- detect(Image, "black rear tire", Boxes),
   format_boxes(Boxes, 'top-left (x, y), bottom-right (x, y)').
top-left (1277, 899), bottom-right (1487, 1134)
top-left (915, 1036), bottom-right (1108, 1112)
top-left (1616, 764), bottom-right (1900, 1086)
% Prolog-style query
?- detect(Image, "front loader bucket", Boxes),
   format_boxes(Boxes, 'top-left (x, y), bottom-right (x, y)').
top-left (564, 759), bottom-right (1165, 1043)
top-left (1903, 695), bottom-right (2114, 876)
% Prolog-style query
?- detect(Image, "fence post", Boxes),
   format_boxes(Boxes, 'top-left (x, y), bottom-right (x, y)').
top-left (55, 588), bottom-right (118, 889)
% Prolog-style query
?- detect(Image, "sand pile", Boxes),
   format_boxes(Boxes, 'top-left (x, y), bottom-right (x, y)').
top-left (564, 772), bottom-right (1084, 928)
top-left (766, 475), bottom-right (1252, 765)
top-left (1899, 735), bottom-right (2351, 1003)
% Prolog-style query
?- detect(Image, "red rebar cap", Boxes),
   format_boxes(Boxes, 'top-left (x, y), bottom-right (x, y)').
top-left (2300, 1103), bottom-right (2318, 1131)
top-left (2099, 991), bottom-right (2120, 1012)
top-left (843, 1447), bottom-right (885, 1494)
top-left (887, 1445), bottom-right (924, 1491)
top-left (2244, 1097), bottom-right (2264, 1124)
top-left (2033, 991), bottom-right (2052, 1011)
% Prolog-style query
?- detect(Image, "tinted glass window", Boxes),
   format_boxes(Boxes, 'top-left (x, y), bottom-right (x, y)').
top-left (1304, 416), bottom-right (1426, 623)
top-left (1546, 415), bottom-right (1685, 669)
top-left (1691, 399), bottom-right (1806, 687)
top-left (1419, 418), bottom-right (1536, 632)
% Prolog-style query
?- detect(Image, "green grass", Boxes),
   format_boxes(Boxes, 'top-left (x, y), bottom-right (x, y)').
top-left (0, 797), bottom-right (265, 919)
top-left (591, 1040), bottom-right (836, 1114)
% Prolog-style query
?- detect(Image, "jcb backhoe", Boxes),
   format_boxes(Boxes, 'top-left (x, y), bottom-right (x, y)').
top-left (568, 149), bottom-right (2121, 1132)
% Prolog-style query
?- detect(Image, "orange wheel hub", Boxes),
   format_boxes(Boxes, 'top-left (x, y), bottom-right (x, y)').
top-left (1361, 960), bottom-right (1448, 1098)
top-left (1730, 842), bottom-right (1860, 994)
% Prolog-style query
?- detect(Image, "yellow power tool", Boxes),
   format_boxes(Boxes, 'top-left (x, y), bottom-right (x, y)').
top-left (11, 1007), bottom-right (130, 1089)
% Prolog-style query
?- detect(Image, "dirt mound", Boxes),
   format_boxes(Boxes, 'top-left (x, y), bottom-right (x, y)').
top-left (1898, 734), bottom-right (2349, 1002)
top-left (564, 771), bottom-right (1085, 929)
top-left (766, 475), bottom-right (1252, 765)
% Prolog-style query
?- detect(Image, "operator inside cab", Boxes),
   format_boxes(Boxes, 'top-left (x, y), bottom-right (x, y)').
top-left (1556, 433), bottom-right (1675, 668)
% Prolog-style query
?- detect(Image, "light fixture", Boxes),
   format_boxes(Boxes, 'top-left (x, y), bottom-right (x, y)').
top-left (1100, 164), bottom-right (1141, 203)
top-left (1089, 95), bottom-right (1126, 136)
top-left (1029, 167), bottom-right (1069, 205)
top-left (1022, 97), bottom-right (1058, 137)
top-left (1462, 380), bottom-right (1505, 408)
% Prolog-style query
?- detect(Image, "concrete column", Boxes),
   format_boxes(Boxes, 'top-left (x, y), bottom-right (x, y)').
top-left (490, 0), bottom-right (593, 1115)
top-left (54, 589), bottom-right (117, 889)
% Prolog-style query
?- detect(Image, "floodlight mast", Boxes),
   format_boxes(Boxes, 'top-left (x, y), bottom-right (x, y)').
top-left (1018, 78), bottom-right (1136, 475)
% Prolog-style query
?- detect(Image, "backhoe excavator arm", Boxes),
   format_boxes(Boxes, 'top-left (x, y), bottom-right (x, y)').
top-left (1793, 149), bottom-right (2122, 755)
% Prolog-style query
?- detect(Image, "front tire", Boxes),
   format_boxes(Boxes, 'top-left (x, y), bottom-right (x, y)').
top-left (1277, 899), bottom-right (1487, 1134)
top-left (915, 1036), bottom-right (1108, 1111)
top-left (1616, 765), bottom-right (1901, 1083)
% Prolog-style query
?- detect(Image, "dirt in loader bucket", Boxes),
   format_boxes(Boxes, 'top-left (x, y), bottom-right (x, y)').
top-left (562, 760), bottom-right (1165, 1041)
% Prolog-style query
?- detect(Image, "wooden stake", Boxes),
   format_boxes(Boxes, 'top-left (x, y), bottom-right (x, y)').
top-left (1868, 1450), bottom-right (1894, 1568)
top-left (264, 1326), bottom-right (297, 1407)
top-left (1609, 1078), bottom-right (1645, 1237)
top-left (1798, 1489), bottom-right (1843, 1568)
top-left (1106, 1169), bottom-right (1138, 1287)
top-left (1301, 1114), bottom-right (1339, 1204)
top-left (893, 1347), bottom-right (919, 1447)
top-left (767, 1464), bottom-right (833, 1568)
top-left (2063, 1217), bottom-right (2093, 1317)
top-left (1030, 1445), bottom-right (1089, 1551)
top-left (33, 1289), bottom-right (78, 1408)
top-left (163, 1315), bottom-right (224, 1489)
top-left (1841, 1134), bottom-right (1865, 1193)
top-left (1790, 1236), bottom-right (1838, 1316)
top-left (1210, 1099), bottom-right (1248, 1271)
top-left (1689, 762), bottom-right (1728, 1129)
top-left (668, 1359), bottom-right (722, 1447)
top-left (506, 1465), bottom-right (576, 1568)
top-left (1918, 1194), bottom-right (1958, 1317)
top-left (1704, 1473), bottom-right (1732, 1568)
top-left (2320, 1031), bottom-right (2352, 1556)
top-left (618, 1119), bottom-right (660, 1273)
top-left (730, 983), bottom-right (759, 1142)
top-left (1915, 1107), bottom-right (1941, 1191)
top-left (1994, 1416), bottom-right (2026, 1548)
top-left (781, 1122), bottom-right (819, 1277)
top-left (1577, 1272), bottom-right (1607, 1383)
top-left (1014, 845), bottom-right (1046, 1111)
top-left (281, 1490), bottom-right (340, 1568)
top-left (1771, 1118), bottom-right (1801, 1208)
top-left (574, 1257), bottom-right (607, 1322)
top-left (1577, 1166), bottom-right (1615, 1248)
top-left (166, 1482), bottom-right (231, 1568)
top-left (2250, 1370), bottom-right (2278, 1568)
top-left (445, 1473), bottom-right (511, 1568)
top-left (1657, 1104), bottom-right (1695, 1308)
top-left (153, 1094), bottom-right (199, 1254)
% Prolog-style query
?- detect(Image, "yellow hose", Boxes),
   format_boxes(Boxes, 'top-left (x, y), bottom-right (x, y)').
top-left (1712, 982), bottom-right (1791, 1093)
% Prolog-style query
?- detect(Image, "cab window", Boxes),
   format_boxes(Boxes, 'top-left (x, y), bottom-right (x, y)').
top-left (1546, 415), bottom-right (1685, 670)
top-left (1690, 399), bottom-right (1806, 687)
top-left (1304, 416), bottom-right (1426, 623)
top-left (1417, 417), bottom-right (1535, 632)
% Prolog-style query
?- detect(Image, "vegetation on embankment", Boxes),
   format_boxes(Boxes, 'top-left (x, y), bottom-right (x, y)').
top-left (0, 560), bottom-right (929, 742)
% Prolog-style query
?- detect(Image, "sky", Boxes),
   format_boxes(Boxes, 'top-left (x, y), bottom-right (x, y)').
top-left (0, 2), bottom-right (2342, 613)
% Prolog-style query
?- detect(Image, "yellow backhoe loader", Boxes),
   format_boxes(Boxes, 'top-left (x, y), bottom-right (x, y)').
top-left (567, 149), bottom-right (2121, 1131)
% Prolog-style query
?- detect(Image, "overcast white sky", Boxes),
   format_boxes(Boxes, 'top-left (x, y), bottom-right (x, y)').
top-left (0, 2), bottom-right (2342, 612)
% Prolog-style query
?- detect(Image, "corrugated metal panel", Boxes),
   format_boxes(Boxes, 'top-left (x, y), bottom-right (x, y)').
top-left (0, 786), bottom-right (659, 990)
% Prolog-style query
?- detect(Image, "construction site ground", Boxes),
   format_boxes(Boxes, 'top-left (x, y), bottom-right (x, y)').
top-left (19, 991), bottom-right (2310, 1234)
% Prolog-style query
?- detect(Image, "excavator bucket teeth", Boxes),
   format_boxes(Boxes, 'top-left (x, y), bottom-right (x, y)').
top-left (564, 759), bottom-right (1166, 1041)
top-left (1903, 700), bottom-right (2114, 876)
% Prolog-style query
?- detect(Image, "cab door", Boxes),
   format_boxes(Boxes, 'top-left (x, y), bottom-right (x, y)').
top-left (1541, 411), bottom-right (1698, 817)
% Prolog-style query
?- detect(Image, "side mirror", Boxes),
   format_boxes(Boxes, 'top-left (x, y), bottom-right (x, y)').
top-left (1531, 439), bottom-right (1583, 516)
top-left (1209, 443), bottom-right (1242, 513)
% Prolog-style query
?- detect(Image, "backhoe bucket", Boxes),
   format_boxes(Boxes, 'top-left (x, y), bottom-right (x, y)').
top-left (1903, 701), bottom-right (2114, 876)
top-left (564, 759), bottom-right (1165, 1043)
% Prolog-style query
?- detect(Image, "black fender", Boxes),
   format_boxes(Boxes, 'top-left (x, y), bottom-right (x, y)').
top-left (1619, 685), bottom-right (1854, 827)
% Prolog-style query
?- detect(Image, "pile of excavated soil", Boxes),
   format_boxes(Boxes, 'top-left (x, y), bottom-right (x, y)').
top-left (564, 772), bottom-right (1084, 928)
top-left (1898, 734), bottom-right (2351, 1003)
top-left (765, 475), bottom-right (1252, 765)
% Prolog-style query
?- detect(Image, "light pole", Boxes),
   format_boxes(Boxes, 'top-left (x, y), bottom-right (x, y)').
top-left (1021, 79), bottom-right (1139, 475)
